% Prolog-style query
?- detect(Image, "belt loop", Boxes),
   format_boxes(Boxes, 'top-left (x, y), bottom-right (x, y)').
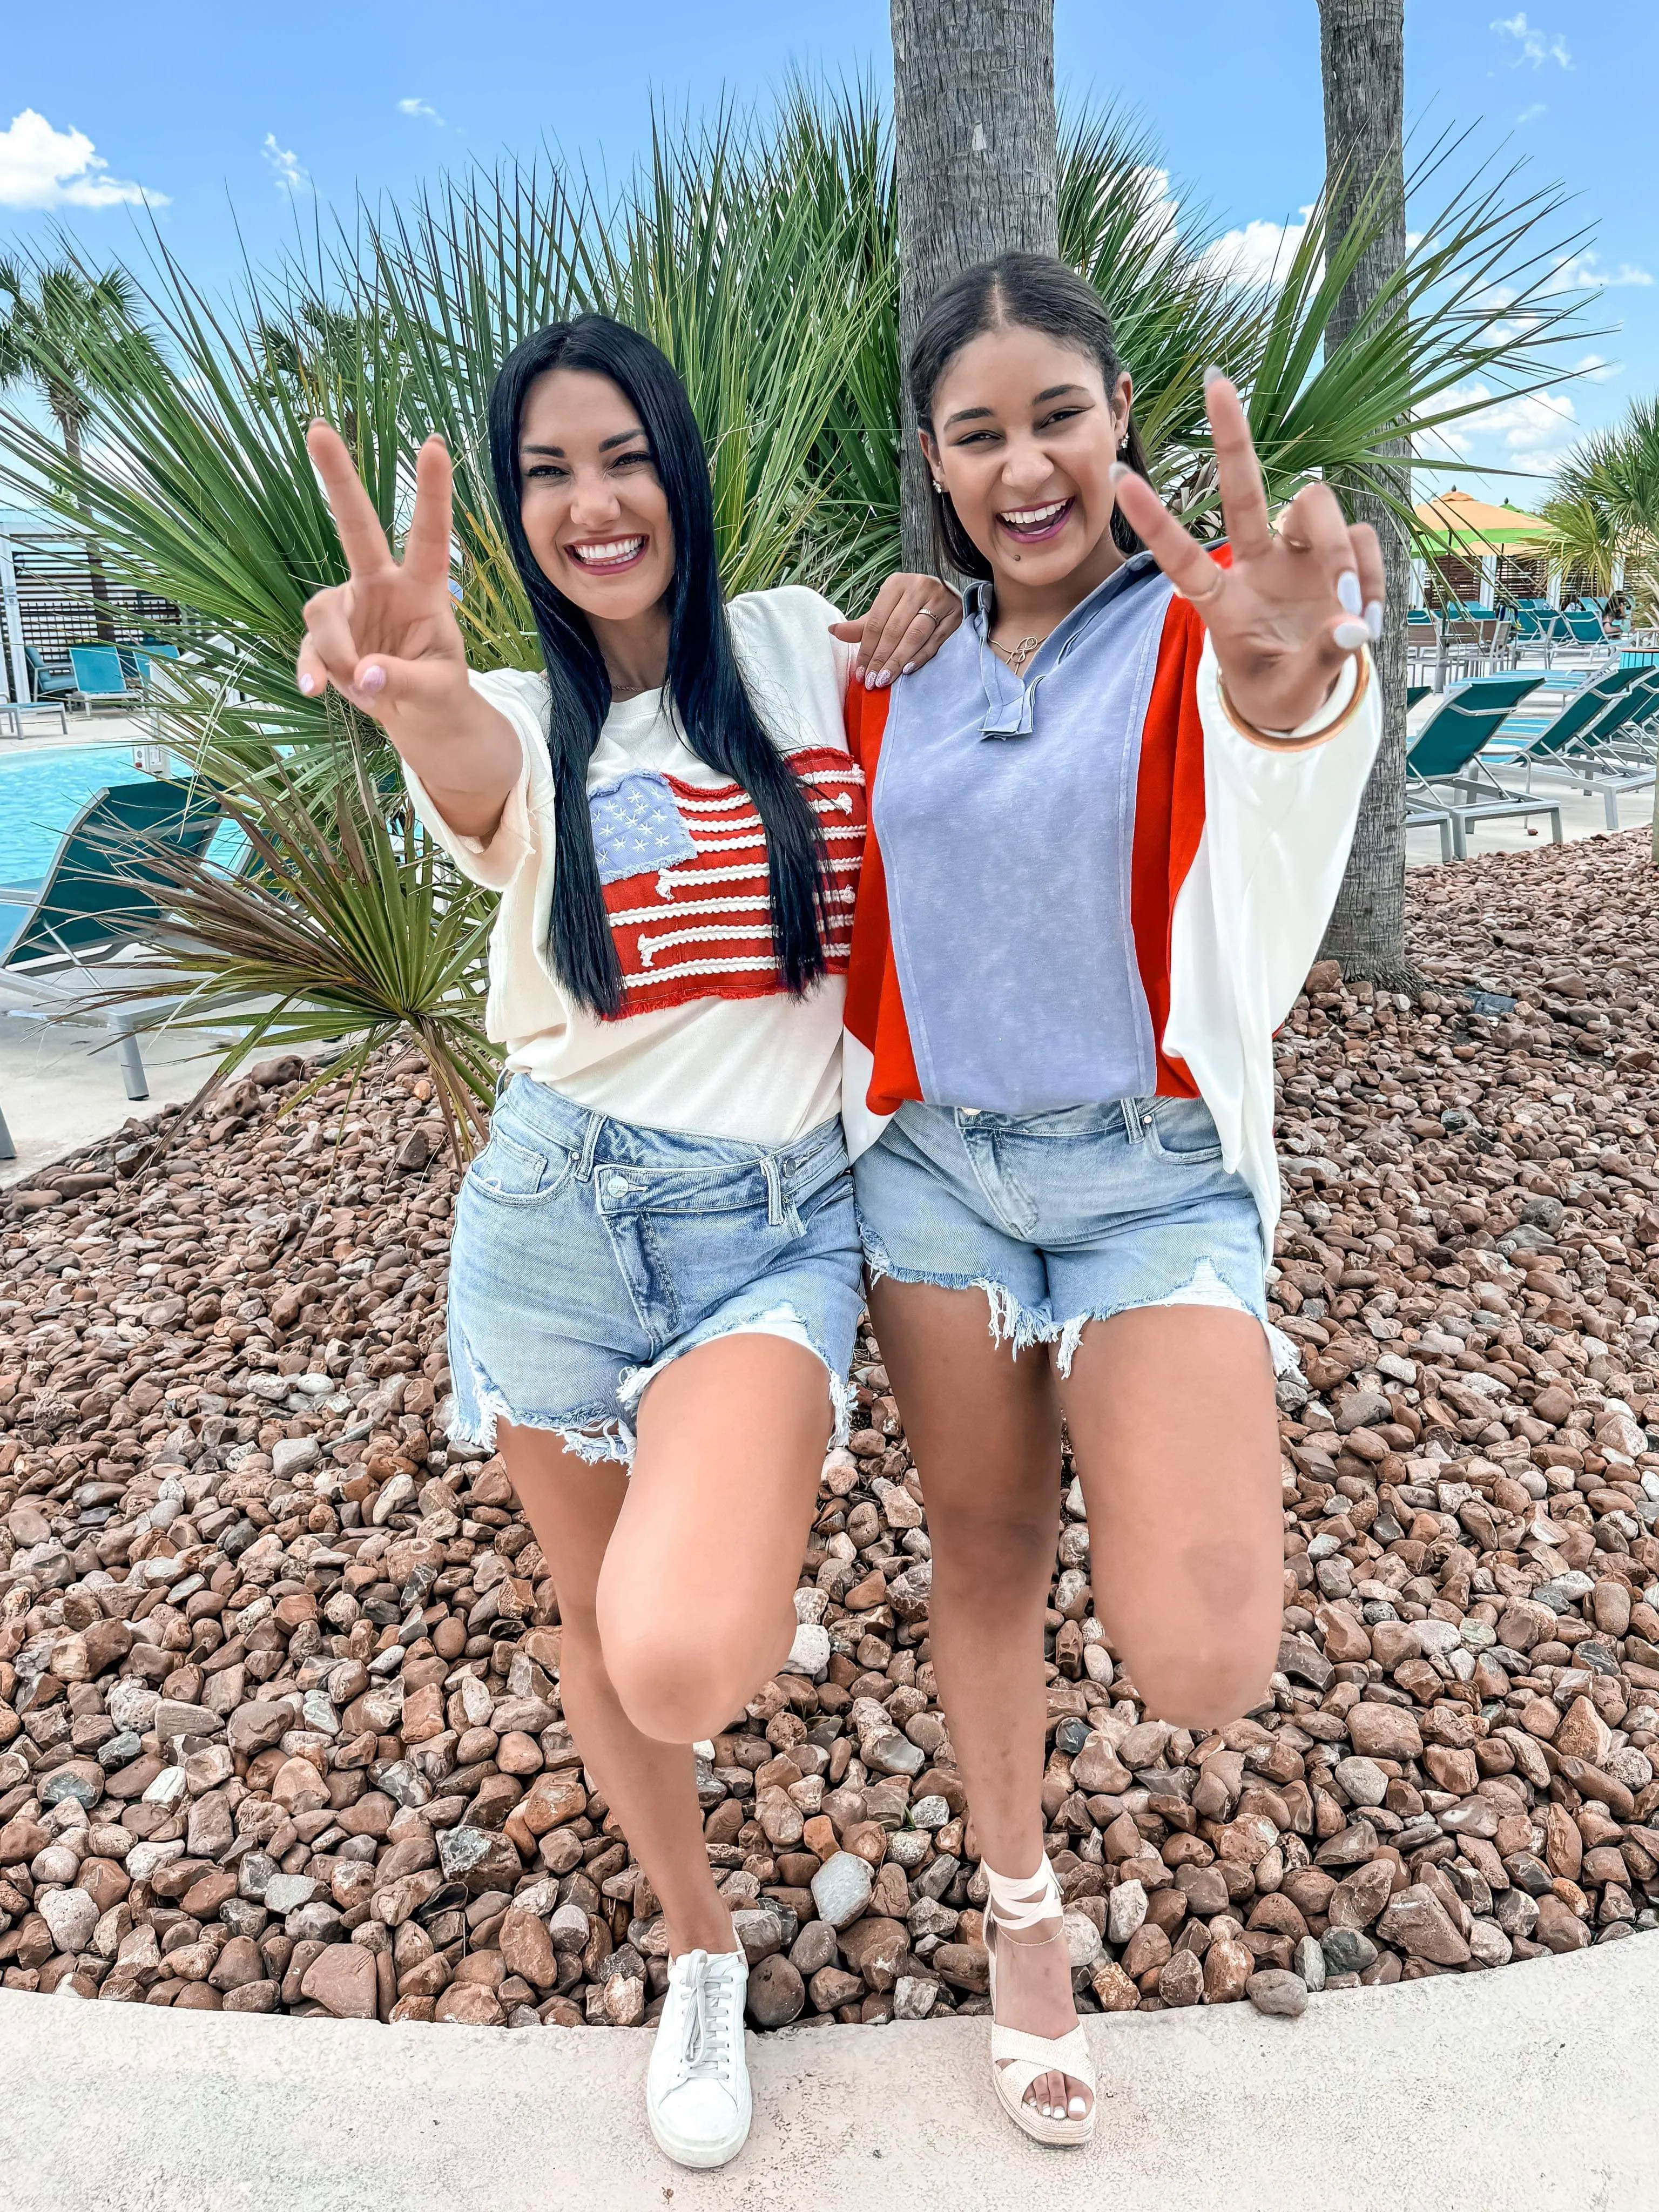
top-left (576, 1112), bottom-right (604, 1183)
top-left (494, 1067), bottom-right (512, 1104)
top-left (761, 1152), bottom-right (787, 1228)
top-left (1121, 1095), bottom-right (1146, 1143)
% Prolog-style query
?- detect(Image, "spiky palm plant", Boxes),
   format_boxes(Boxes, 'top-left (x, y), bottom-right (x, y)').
top-left (0, 89), bottom-right (1604, 1129)
top-left (1543, 395), bottom-right (1659, 617)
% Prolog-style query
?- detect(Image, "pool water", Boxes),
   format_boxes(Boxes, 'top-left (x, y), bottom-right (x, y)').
top-left (0, 742), bottom-right (235, 889)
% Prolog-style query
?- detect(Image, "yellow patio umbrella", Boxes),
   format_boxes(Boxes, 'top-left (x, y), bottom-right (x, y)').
top-left (1413, 489), bottom-right (1552, 553)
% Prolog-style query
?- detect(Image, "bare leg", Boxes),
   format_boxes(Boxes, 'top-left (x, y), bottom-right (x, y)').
top-left (866, 1277), bottom-right (1087, 2125)
top-left (501, 1422), bottom-right (734, 1958)
top-left (1057, 1306), bottom-right (1284, 1729)
top-left (501, 1331), bottom-right (833, 1959)
top-left (598, 1332), bottom-right (831, 1743)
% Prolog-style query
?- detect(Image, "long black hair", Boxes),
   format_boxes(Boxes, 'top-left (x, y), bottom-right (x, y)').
top-left (487, 315), bottom-right (832, 1017)
top-left (908, 252), bottom-right (1154, 581)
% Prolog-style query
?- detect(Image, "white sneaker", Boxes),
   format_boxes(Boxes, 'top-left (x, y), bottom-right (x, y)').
top-left (645, 1947), bottom-right (752, 2169)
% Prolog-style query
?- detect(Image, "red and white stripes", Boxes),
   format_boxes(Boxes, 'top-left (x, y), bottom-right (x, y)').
top-left (601, 747), bottom-right (866, 1016)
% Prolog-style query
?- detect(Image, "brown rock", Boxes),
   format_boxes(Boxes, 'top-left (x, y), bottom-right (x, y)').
top-left (839, 1916), bottom-right (909, 1992)
top-left (808, 1965), bottom-right (865, 2012)
top-left (1122, 1923), bottom-right (1172, 1980)
top-left (1346, 1704), bottom-right (1425, 1762)
top-left (1158, 1949), bottom-right (1204, 2007)
top-left (1203, 1934), bottom-right (1253, 2004)
top-left (1554, 1696), bottom-right (1612, 1766)
top-left (300, 1943), bottom-right (379, 2020)
top-left (1375, 1885), bottom-right (1472, 1966)
top-left (1327, 1860), bottom-right (1394, 1931)
top-left (746, 1954), bottom-right (806, 2028)
top-left (435, 1982), bottom-right (506, 2026)
top-left (498, 1908), bottom-right (559, 1992)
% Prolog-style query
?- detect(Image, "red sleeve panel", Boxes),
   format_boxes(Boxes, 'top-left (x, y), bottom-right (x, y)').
top-left (1130, 591), bottom-right (1213, 1097)
top-left (842, 680), bottom-right (923, 1114)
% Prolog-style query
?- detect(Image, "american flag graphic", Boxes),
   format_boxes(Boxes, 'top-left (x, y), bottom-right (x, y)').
top-left (591, 745), bottom-right (866, 1017)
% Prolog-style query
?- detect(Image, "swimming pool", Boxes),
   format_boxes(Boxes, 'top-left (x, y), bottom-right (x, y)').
top-left (0, 741), bottom-right (138, 889)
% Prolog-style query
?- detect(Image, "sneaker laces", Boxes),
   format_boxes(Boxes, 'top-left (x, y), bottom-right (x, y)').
top-left (668, 1950), bottom-right (741, 2089)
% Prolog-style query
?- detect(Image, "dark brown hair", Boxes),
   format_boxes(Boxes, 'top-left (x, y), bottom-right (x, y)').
top-left (908, 252), bottom-right (1153, 580)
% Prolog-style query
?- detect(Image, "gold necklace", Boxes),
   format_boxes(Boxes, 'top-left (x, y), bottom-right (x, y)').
top-left (992, 632), bottom-right (1043, 677)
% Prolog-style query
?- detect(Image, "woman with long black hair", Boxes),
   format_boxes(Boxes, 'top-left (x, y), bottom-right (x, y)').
top-left (296, 314), bottom-right (957, 2169)
top-left (842, 254), bottom-right (1384, 2144)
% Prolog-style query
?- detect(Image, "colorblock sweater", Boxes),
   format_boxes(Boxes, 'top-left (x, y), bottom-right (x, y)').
top-left (840, 556), bottom-right (1383, 1250)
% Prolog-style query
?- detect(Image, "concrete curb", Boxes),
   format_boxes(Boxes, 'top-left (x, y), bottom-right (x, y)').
top-left (3, 1939), bottom-right (1656, 2211)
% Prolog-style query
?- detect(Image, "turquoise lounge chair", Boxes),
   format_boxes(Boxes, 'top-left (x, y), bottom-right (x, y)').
top-left (1405, 674), bottom-right (1560, 858)
top-left (66, 644), bottom-right (135, 716)
top-left (0, 778), bottom-right (222, 1098)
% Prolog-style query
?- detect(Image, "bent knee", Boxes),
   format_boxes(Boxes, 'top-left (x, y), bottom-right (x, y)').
top-left (1123, 1634), bottom-right (1277, 1731)
top-left (601, 1616), bottom-right (770, 1744)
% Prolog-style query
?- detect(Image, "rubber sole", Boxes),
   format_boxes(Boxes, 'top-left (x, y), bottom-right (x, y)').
top-left (646, 2095), bottom-right (752, 2171)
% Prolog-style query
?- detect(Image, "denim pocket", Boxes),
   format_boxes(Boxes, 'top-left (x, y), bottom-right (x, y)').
top-left (1144, 1097), bottom-right (1224, 1163)
top-left (466, 1127), bottom-right (575, 1206)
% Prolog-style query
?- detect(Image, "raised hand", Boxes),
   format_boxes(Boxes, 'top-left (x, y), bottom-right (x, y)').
top-left (299, 421), bottom-right (518, 834)
top-left (1110, 372), bottom-right (1384, 736)
top-left (830, 572), bottom-right (962, 689)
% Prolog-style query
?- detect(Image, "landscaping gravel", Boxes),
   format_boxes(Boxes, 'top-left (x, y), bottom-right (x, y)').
top-left (2, 827), bottom-right (1658, 2032)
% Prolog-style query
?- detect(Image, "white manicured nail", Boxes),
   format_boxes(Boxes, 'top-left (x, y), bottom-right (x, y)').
top-left (298, 672), bottom-right (315, 695)
top-left (1365, 599), bottom-right (1384, 640)
top-left (1203, 363), bottom-right (1227, 387)
top-left (1334, 618), bottom-right (1368, 650)
top-left (1337, 570), bottom-right (1363, 616)
top-left (359, 665), bottom-right (386, 696)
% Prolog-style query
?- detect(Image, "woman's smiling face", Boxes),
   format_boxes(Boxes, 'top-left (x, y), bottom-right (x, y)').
top-left (517, 366), bottom-right (676, 619)
top-left (923, 323), bottom-right (1131, 592)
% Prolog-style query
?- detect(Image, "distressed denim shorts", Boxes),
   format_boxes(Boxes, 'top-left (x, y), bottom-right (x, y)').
top-left (855, 1094), bottom-right (1286, 1374)
top-left (447, 1075), bottom-right (864, 1466)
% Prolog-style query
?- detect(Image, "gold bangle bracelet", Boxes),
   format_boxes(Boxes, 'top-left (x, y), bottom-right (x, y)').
top-left (1213, 649), bottom-right (1372, 753)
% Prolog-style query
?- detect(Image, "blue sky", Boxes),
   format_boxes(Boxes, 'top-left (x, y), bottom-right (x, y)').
top-left (2, 2), bottom-right (1654, 507)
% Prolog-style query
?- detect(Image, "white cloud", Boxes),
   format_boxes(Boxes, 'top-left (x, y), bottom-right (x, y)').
top-left (1200, 207), bottom-right (1313, 289)
top-left (1516, 102), bottom-right (1547, 124)
top-left (397, 98), bottom-right (443, 124)
top-left (262, 134), bottom-right (310, 197)
top-left (1546, 253), bottom-right (1654, 293)
top-left (0, 108), bottom-right (166, 210)
top-left (1574, 353), bottom-right (1621, 383)
top-left (1491, 13), bottom-right (1571, 68)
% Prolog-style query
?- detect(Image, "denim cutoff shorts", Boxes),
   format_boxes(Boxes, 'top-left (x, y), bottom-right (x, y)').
top-left (855, 1094), bottom-right (1288, 1375)
top-left (447, 1074), bottom-right (865, 1466)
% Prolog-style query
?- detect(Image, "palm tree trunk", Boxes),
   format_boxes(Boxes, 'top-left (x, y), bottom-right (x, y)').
top-left (57, 403), bottom-right (117, 645)
top-left (1317, 0), bottom-right (1416, 989)
top-left (891, 0), bottom-right (1058, 569)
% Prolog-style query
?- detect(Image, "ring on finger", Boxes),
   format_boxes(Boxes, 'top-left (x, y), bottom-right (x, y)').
top-left (915, 607), bottom-right (942, 628)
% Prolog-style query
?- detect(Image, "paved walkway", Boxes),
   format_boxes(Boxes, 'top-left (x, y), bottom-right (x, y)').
top-left (2, 1938), bottom-right (1653, 2211)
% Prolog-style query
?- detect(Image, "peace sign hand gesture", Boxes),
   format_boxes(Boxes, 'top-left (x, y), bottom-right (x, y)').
top-left (298, 423), bottom-right (520, 837)
top-left (1110, 372), bottom-right (1384, 737)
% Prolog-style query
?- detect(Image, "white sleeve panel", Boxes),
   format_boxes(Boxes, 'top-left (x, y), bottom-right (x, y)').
top-left (400, 666), bottom-right (553, 895)
top-left (1162, 639), bottom-right (1383, 1244)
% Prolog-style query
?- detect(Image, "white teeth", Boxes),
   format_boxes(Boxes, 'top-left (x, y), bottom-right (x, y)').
top-left (571, 537), bottom-right (644, 565)
top-left (1000, 500), bottom-right (1069, 528)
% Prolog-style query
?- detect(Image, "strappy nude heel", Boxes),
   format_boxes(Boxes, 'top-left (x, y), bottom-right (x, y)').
top-left (982, 1857), bottom-right (1097, 2147)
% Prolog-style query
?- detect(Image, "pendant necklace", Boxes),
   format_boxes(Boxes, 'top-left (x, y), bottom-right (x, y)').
top-left (992, 633), bottom-right (1043, 678)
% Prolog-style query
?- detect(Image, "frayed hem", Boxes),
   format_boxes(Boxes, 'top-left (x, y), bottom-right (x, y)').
top-left (447, 1323), bottom-right (637, 1467)
top-left (1051, 1259), bottom-right (1282, 1379)
top-left (617, 1310), bottom-right (855, 1449)
top-left (861, 1235), bottom-right (1051, 1359)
